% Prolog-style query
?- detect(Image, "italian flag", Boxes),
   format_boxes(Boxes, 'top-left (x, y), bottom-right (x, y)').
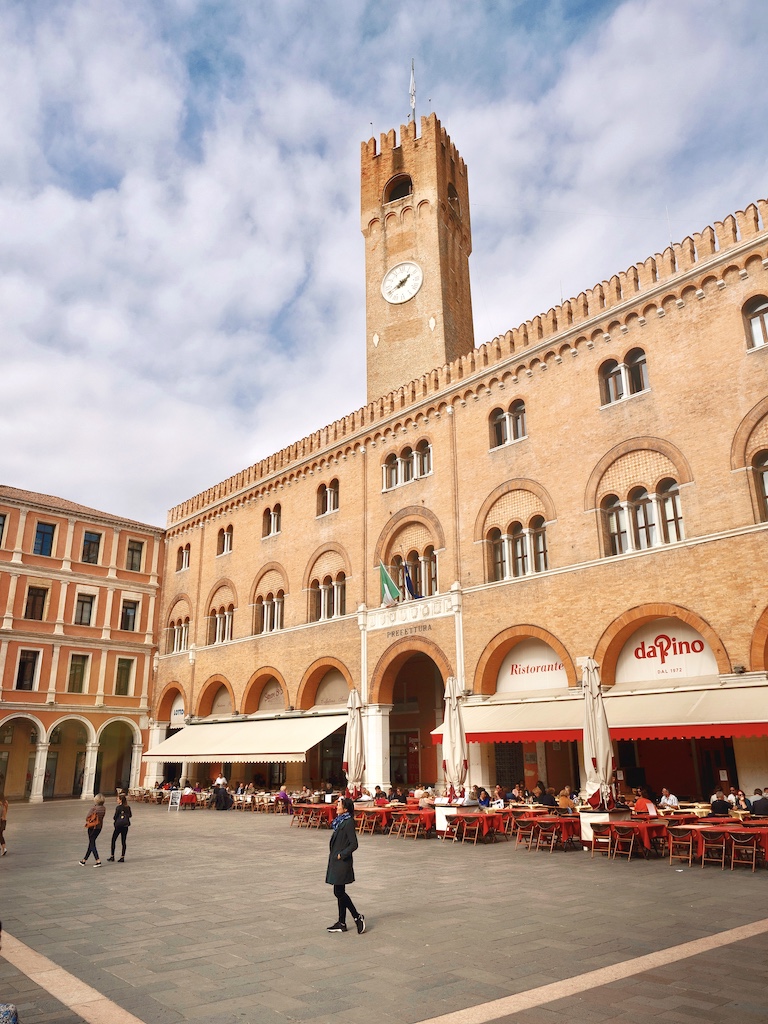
top-left (379, 562), bottom-right (400, 607)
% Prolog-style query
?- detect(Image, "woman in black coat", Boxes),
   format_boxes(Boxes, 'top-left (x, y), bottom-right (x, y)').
top-left (326, 797), bottom-right (365, 934)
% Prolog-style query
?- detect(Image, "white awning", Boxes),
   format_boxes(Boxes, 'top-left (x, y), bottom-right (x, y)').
top-left (431, 683), bottom-right (768, 744)
top-left (143, 714), bottom-right (346, 763)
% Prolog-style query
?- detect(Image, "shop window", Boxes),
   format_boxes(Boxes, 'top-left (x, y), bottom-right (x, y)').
top-left (24, 586), bottom-right (47, 621)
top-left (744, 295), bottom-right (768, 349)
top-left (81, 531), bottom-right (101, 564)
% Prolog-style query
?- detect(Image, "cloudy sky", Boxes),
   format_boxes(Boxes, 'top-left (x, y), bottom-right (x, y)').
top-left (2, 0), bottom-right (766, 526)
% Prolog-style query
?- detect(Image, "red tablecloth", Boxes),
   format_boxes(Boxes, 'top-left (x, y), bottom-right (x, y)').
top-left (536, 816), bottom-right (581, 842)
top-left (391, 809), bottom-right (436, 833)
top-left (679, 824), bottom-right (768, 858)
top-left (292, 803), bottom-right (337, 823)
top-left (180, 793), bottom-right (197, 807)
top-left (455, 811), bottom-right (503, 837)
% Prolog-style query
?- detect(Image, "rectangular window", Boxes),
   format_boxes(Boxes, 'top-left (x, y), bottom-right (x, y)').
top-left (68, 654), bottom-right (89, 694)
top-left (33, 522), bottom-right (55, 557)
top-left (16, 650), bottom-right (39, 690)
top-left (74, 593), bottom-right (94, 626)
top-left (115, 658), bottom-right (133, 696)
top-left (81, 531), bottom-right (101, 564)
top-left (126, 540), bottom-right (144, 572)
top-left (120, 600), bottom-right (139, 631)
top-left (24, 586), bottom-right (47, 621)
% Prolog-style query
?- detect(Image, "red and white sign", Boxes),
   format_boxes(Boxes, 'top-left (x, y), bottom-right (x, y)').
top-left (616, 617), bottom-right (717, 684)
top-left (496, 638), bottom-right (568, 693)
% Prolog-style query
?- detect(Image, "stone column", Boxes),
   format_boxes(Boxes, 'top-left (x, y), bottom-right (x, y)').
top-left (129, 742), bottom-right (144, 789)
top-left (29, 742), bottom-right (51, 804)
top-left (362, 704), bottom-right (392, 790)
top-left (81, 742), bottom-right (99, 801)
top-left (11, 510), bottom-right (27, 564)
top-left (2, 573), bottom-right (19, 629)
top-left (142, 725), bottom-right (167, 789)
top-left (467, 741), bottom-right (494, 793)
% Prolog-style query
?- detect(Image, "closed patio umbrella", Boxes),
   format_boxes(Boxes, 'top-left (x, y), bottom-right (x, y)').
top-left (342, 688), bottom-right (365, 797)
top-left (442, 675), bottom-right (468, 802)
top-left (582, 657), bottom-right (615, 810)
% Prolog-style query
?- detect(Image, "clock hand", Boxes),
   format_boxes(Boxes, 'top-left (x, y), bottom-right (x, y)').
top-left (396, 272), bottom-right (411, 288)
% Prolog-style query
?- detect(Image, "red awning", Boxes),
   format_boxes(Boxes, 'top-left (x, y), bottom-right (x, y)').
top-left (431, 684), bottom-right (768, 745)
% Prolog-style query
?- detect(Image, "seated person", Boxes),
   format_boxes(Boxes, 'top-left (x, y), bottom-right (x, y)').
top-left (274, 784), bottom-right (293, 809)
top-left (658, 788), bottom-right (679, 809)
top-left (477, 788), bottom-right (491, 808)
top-left (373, 786), bottom-right (388, 804)
top-left (540, 787), bottom-right (558, 807)
top-left (709, 791), bottom-right (731, 816)
top-left (390, 787), bottom-right (407, 803)
top-left (557, 789), bottom-right (576, 811)
top-left (493, 784), bottom-right (506, 803)
top-left (507, 784), bottom-right (525, 803)
top-left (751, 789), bottom-right (768, 816)
top-left (734, 790), bottom-right (751, 811)
top-left (633, 789), bottom-right (658, 815)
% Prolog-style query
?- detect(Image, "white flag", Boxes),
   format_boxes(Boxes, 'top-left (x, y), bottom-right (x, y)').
top-left (409, 60), bottom-right (416, 119)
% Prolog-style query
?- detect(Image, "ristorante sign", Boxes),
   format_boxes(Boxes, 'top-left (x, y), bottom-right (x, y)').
top-left (496, 638), bottom-right (569, 693)
top-left (616, 617), bottom-right (718, 684)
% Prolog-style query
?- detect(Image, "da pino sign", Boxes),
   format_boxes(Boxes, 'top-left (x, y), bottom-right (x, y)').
top-left (616, 617), bottom-right (718, 684)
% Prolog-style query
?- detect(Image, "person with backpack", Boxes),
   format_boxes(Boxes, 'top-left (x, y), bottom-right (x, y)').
top-left (80, 794), bottom-right (106, 866)
top-left (107, 794), bottom-right (132, 862)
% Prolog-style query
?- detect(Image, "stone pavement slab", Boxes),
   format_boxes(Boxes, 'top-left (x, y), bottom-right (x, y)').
top-left (0, 800), bottom-right (766, 1024)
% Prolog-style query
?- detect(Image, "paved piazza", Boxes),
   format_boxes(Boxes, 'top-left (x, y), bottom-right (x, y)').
top-left (1, 801), bottom-right (766, 1024)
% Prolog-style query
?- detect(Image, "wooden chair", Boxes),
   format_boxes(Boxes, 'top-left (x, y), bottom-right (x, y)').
top-left (730, 832), bottom-right (761, 872)
top-left (669, 827), bottom-right (696, 867)
top-left (442, 815), bottom-right (464, 842)
top-left (461, 816), bottom-right (482, 845)
top-left (535, 821), bottom-right (561, 853)
top-left (403, 813), bottom-right (425, 840)
top-left (354, 811), bottom-right (366, 833)
top-left (502, 814), bottom-right (516, 840)
top-left (514, 820), bottom-right (537, 851)
top-left (360, 810), bottom-right (378, 835)
top-left (590, 822), bottom-right (612, 858)
top-left (389, 812), bottom-right (408, 838)
top-left (611, 824), bottom-right (637, 861)
top-left (701, 830), bottom-right (728, 869)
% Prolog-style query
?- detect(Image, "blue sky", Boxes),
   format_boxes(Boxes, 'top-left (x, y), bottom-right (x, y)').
top-left (1, 0), bottom-right (766, 525)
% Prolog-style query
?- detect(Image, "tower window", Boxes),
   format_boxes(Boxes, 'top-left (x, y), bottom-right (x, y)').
top-left (317, 480), bottom-right (339, 516)
top-left (744, 295), bottom-right (768, 349)
top-left (217, 526), bottom-right (233, 555)
top-left (385, 175), bottom-right (413, 203)
top-left (176, 543), bottom-right (190, 571)
top-left (263, 506), bottom-right (281, 538)
top-left (447, 183), bottom-right (461, 217)
top-left (489, 402), bottom-right (526, 449)
top-left (600, 350), bottom-right (650, 406)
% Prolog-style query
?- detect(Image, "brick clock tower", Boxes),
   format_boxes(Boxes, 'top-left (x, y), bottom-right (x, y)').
top-left (361, 113), bottom-right (475, 403)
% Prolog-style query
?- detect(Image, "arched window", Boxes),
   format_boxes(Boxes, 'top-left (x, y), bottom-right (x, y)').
top-left (753, 451), bottom-right (768, 521)
top-left (383, 453), bottom-right (399, 491)
top-left (602, 495), bottom-right (628, 555)
top-left (401, 447), bottom-right (414, 484)
top-left (217, 526), bottom-right (233, 555)
top-left (176, 545), bottom-right (190, 571)
top-left (309, 580), bottom-right (322, 623)
top-left (510, 522), bottom-right (527, 577)
top-left (254, 596), bottom-right (264, 635)
top-left (169, 617), bottom-right (189, 654)
top-left (263, 505), bottom-right (281, 537)
top-left (600, 360), bottom-right (624, 405)
top-left (404, 549), bottom-right (421, 599)
top-left (317, 480), bottom-right (339, 516)
top-left (510, 400), bottom-right (527, 440)
top-left (385, 175), bottom-right (413, 203)
top-left (334, 572), bottom-right (346, 617)
top-left (625, 348), bottom-right (649, 394)
top-left (490, 408), bottom-right (508, 448)
top-left (658, 478), bottom-right (684, 542)
top-left (423, 546), bottom-right (437, 596)
top-left (416, 439), bottom-right (432, 477)
top-left (629, 487), bottom-right (656, 549)
top-left (488, 528), bottom-right (506, 581)
top-left (530, 516), bottom-right (548, 572)
top-left (745, 296), bottom-right (768, 349)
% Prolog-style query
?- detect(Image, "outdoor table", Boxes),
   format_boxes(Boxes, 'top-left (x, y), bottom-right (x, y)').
top-left (536, 816), bottom-right (581, 844)
top-left (681, 824), bottom-right (768, 859)
top-left (180, 793), bottom-right (197, 808)
top-left (657, 813), bottom-right (699, 825)
top-left (457, 810), bottom-right (503, 840)
top-left (625, 819), bottom-right (668, 851)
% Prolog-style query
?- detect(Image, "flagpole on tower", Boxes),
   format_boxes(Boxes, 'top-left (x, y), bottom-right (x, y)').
top-left (409, 59), bottom-right (416, 123)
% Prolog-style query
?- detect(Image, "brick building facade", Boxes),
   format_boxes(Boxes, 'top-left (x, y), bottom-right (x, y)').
top-left (0, 487), bottom-right (163, 801)
top-left (141, 113), bottom-right (768, 798)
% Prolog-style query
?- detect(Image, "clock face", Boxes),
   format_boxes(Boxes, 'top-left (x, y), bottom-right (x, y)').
top-left (381, 261), bottom-right (423, 304)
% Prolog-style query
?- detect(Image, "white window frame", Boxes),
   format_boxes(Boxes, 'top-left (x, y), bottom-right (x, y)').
top-left (15, 647), bottom-right (43, 692)
top-left (66, 652), bottom-right (91, 695)
top-left (119, 596), bottom-right (141, 632)
top-left (114, 657), bottom-right (135, 697)
top-left (125, 538), bottom-right (145, 572)
top-left (74, 589), bottom-right (98, 627)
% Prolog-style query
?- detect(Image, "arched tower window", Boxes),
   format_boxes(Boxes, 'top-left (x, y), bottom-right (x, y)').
top-left (490, 408), bottom-right (508, 448)
top-left (602, 495), bottom-right (628, 555)
top-left (625, 348), bottom-right (649, 395)
top-left (510, 400), bottom-right (527, 440)
top-left (487, 527), bottom-right (506, 582)
top-left (753, 452), bottom-right (768, 521)
top-left (530, 516), bottom-right (548, 572)
top-left (744, 296), bottom-right (768, 349)
top-left (217, 525), bottom-right (233, 555)
top-left (385, 175), bottom-right (413, 203)
top-left (629, 487), bottom-right (656, 550)
top-left (658, 478), bottom-right (684, 542)
top-left (447, 182), bottom-right (460, 217)
top-left (600, 360), bottom-right (624, 405)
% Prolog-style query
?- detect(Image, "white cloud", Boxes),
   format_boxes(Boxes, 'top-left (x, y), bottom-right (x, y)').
top-left (0, 0), bottom-right (766, 523)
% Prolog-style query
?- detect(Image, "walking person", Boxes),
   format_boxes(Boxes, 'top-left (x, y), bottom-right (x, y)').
top-left (107, 794), bottom-right (132, 862)
top-left (0, 791), bottom-right (8, 856)
top-left (326, 796), bottom-right (365, 934)
top-left (80, 793), bottom-right (106, 866)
